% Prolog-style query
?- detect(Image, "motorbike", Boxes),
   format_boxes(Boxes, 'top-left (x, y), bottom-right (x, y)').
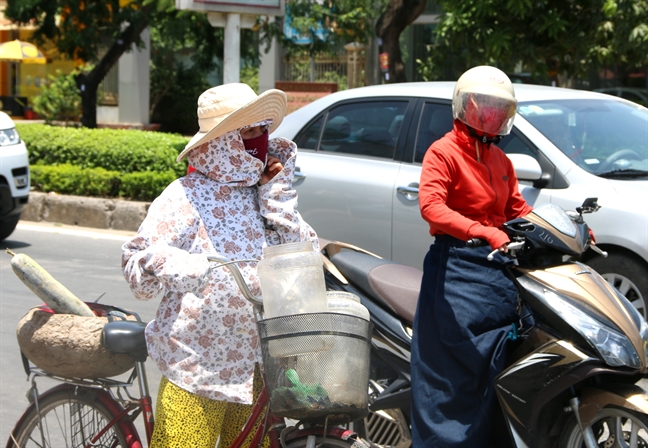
top-left (320, 198), bottom-right (648, 448)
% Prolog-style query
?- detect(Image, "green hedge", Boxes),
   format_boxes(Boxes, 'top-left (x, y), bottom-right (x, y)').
top-left (31, 164), bottom-right (179, 201)
top-left (17, 124), bottom-right (189, 176)
top-left (16, 123), bottom-right (192, 201)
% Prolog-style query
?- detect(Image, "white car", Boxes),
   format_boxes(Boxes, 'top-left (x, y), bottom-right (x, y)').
top-left (0, 111), bottom-right (30, 240)
top-left (273, 82), bottom-right (648, 318)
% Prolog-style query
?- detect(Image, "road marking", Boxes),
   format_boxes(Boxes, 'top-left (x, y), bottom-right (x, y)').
top-left (17, 223), bottom-right (134, 242)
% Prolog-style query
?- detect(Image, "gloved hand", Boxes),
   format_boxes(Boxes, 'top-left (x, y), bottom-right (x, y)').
top-left (472, 226), bottom-right (510, 251)
top-left (143, 247), bottom-right (212, 293)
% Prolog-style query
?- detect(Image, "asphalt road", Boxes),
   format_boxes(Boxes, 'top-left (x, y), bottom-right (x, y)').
top-left (0, 222), bottom-right (162, 445)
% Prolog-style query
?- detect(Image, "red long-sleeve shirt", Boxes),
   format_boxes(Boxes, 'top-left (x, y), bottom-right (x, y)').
top-left (419, 121), bottom-right (533, 249)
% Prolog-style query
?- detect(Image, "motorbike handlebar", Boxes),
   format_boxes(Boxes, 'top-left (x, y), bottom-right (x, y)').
top-left (466, 238), bottom-right (488, 248)
top-left (466, 239), bottom-right (527, 261)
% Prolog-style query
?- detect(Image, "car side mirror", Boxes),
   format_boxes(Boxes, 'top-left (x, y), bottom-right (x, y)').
top-left (508, 153), bottom-right (543, 182)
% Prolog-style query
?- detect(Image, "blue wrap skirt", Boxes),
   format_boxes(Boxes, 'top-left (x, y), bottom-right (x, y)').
top-left (410, 235), bottom-right (519, 448)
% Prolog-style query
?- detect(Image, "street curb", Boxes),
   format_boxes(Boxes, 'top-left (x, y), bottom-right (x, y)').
top-left (22, 192), bottom-right (151, 232)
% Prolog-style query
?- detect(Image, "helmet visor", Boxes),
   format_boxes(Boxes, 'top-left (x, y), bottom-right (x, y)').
top-left (456, 92), bottom-right (517, 136)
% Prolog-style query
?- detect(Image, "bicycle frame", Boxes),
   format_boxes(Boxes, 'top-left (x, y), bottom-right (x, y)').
top-left (8, 358), bottom-right (357, 448)
top-left (8, 256), bottom-right (366, 448)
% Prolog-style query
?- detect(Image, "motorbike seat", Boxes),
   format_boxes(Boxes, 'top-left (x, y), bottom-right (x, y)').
top-left (329, 250), bottom-right (421, 324)
top-left (101, 320), bottom-right (148, 362)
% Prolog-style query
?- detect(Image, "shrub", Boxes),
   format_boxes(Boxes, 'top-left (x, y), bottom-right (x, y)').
top-left (30, 164), bottom-right (178, 201)
top-left (17, 124), bottom-right (189, 176)
top-left (18, 124), bottom-right (190, 201)
top-left (32, 70), bottom-right (82, 125)
top-left (120, 171), bottom-right (179, 201)
top-left (30, 164), bottom-right (121, 197)
top-left (240, 64), bottom-right (259, 92)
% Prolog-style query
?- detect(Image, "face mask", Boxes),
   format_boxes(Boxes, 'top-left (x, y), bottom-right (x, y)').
top-left (243, 130), bottom-right (269, 166)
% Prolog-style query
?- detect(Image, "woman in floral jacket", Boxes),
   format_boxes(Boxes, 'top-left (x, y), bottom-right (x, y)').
top-left (122, 83), bottom-right (318, 448)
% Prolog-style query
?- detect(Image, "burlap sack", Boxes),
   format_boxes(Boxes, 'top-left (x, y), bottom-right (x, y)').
top-left (16, 307), bottom-right (136, 379)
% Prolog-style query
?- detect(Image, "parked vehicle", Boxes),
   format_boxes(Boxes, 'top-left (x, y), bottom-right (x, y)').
top-left (0, 111), bottom-right (29, 240)
top-left (272, 82), bottom-right (648, 318)
top-left (321, 198), bottom-right (648, 448)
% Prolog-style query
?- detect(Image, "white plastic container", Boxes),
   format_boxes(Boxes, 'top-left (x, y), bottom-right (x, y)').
top-left (258, 241), bottom-right (330, 358)
top-left (258, 241), bottom-right (328, 319)
top-left (327, 291), bottom-right (370, 321)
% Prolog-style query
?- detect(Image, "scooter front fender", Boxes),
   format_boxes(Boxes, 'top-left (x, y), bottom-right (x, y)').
top-left (578, 384), bottom-right (648, 427)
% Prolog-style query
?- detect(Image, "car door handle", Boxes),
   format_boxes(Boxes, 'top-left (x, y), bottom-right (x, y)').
top-left (397, 182), bottom-right (419, 201)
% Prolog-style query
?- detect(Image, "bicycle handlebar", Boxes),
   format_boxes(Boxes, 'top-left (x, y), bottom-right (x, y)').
top-left (206, 255), bottom-right (264, 308)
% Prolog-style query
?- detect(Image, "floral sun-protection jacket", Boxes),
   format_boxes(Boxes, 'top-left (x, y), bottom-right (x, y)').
top-left (122, 130), bottom-right (318, 404)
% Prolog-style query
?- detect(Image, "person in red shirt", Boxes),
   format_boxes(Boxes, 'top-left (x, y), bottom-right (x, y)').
top-left (411, 66), bottom-right (533, 448)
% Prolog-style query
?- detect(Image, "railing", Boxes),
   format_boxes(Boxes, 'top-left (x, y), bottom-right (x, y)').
top-left (283, 50), bottom-right (350, 90)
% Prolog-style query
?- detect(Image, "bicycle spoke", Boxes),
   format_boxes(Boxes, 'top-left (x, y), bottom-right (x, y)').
top-left (11, 389), bottom-right (130, 448)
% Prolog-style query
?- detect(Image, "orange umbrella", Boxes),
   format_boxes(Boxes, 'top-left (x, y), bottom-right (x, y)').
top-left (0, 39), bottom-right (47, 64)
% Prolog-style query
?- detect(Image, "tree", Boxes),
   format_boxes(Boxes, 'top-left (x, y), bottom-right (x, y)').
top-left (5, 0), bottom-right (162, 128)
top-left (423, 0), bottom-right (648, 86)
top-left (375, 0), bottom-right (427, 83)
top-left (147, 10), bottom-right (257, 134)
top-left (148, 10), bottom-right (223, 118)
top-left (33, 69), bottom-right (83, 125)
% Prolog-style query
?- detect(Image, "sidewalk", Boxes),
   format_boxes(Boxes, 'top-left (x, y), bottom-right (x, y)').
top-left (22, 192), bottom-right (150, 232)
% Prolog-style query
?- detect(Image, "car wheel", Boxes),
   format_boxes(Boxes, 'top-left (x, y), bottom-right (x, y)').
top-left (0, 214), bottom-right (20, 241)
top-left (586, 252), bottom-right (648, 320)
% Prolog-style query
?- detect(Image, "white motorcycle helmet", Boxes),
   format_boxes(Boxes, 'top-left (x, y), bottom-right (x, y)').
top-left (452, 66), bottom-right (517, 139)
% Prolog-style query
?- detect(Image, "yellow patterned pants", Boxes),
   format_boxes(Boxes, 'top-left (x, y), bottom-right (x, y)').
top-left (150, 366), bottom-right (269, 448)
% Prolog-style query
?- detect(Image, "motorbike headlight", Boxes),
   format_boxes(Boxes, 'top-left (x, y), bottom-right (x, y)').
top-left (640, 319), bottom-right (648, 362)
top-left (614, 287), bottom-right (648, 363)
top-left (0, 128), bottom-right (20, 146)
top-left (544, 290), bottom-right (641, 369)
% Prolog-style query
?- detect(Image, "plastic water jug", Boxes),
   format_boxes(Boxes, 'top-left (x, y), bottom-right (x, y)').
top-left (327, 291), bottom-right (370, 321)
top-left (258, 241), bottom-right (328, 319)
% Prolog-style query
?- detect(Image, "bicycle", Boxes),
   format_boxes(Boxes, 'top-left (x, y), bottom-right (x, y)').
top-left (6, 255), bottom-right (372, 448)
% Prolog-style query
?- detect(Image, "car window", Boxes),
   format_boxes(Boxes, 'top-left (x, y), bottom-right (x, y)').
top-left (519, 99), bottom-right (648, 175)
top-left (294, 116), bottom-right (324, 149)
top-left (498, 132), bottom-right (537, 158)
top-left (317, 101), bottom-right (408, 159)
top-left (414, 103), bottom-right (454, 163)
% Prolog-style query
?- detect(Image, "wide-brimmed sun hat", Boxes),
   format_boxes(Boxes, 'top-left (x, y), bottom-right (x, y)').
top-left (177, 83), bottom-right (287, 162)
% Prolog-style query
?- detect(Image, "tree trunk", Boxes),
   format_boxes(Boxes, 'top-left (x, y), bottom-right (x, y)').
top-left (75, 14), bottom-right (151, 128)
top-left (375, 0), bottom-right (427, 83)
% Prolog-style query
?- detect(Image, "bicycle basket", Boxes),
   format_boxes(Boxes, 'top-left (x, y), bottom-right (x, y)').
top-left (258, 312), bottom-right (372, 423)
top-left (16, 303), bottom-right (139, 379)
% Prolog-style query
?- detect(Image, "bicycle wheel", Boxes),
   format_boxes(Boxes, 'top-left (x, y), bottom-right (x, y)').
top-left (8, 387), bottom-right (130, 448)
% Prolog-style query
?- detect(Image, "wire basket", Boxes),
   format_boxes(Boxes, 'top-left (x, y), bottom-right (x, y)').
top-left (258, 312), bottom-right (372, 423)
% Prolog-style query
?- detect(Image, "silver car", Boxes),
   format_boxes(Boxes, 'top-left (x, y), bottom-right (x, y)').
top-left (273, 82), bottom-right (648, 317)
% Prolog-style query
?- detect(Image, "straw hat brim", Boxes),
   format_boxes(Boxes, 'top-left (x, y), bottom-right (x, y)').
top-left (177, 89), bottom-right (287, 162)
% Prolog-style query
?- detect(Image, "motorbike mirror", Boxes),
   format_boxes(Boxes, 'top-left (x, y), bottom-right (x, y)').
top-left (508, 154), bottom-right (542, 182)
top-left (576, 197), bottom-right (600, 215)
